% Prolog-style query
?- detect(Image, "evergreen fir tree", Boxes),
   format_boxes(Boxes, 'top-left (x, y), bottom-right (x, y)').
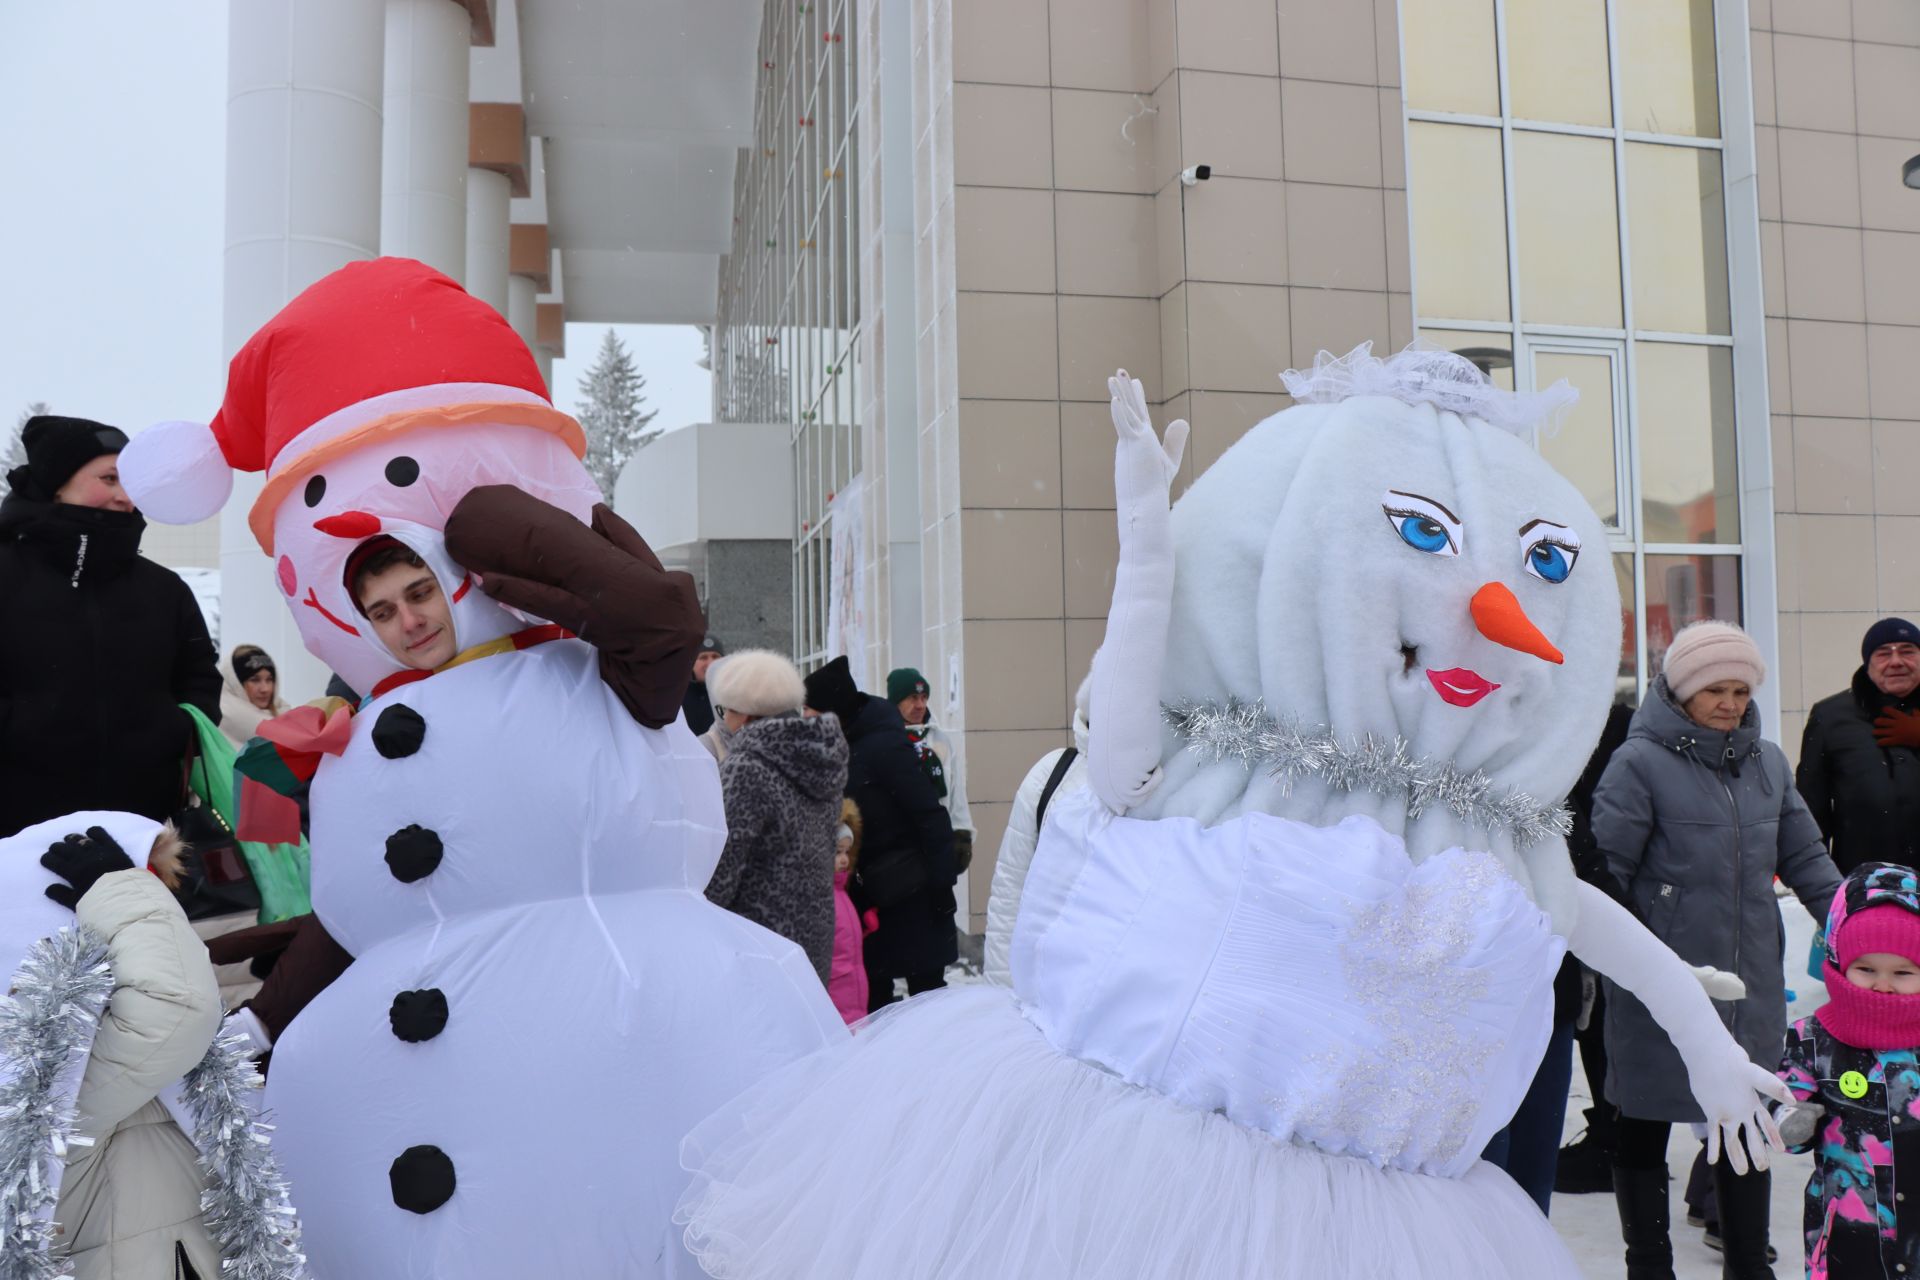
top-left (576, 330), bottom-right (661, 497)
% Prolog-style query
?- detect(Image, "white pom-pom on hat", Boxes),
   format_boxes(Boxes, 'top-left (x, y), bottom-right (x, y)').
top-left (120, 419), bottom-right (233, 524)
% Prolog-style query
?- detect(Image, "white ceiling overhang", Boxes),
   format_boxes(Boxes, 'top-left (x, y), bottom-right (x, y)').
top-left (519, 1), bottom-right (762, 325)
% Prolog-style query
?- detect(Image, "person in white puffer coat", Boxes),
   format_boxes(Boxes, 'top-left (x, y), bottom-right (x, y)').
top-left (2, 813), bottom-right (225, 1280)
top-left (982, 675), bottom-right (1089, 987)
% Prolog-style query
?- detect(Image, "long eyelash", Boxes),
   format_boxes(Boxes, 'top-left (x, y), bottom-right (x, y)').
top-left (1383, 506), bottom-right (1458, 548)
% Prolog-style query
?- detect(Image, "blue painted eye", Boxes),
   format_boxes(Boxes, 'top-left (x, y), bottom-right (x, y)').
top-left (1394, 514), bottom-right (1453, 555)
top-left (1526, 540), bottom-right (1576, 584)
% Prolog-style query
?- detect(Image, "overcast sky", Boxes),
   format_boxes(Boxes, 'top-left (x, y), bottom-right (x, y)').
top-left (0, 5), bottom-right (709, 440)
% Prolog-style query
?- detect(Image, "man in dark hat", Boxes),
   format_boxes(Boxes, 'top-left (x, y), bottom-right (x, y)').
top-left (1799, 616), bottom-right (1920, 874)
top-left (682, 634), bottom-right (724, 736)
top-left (804, 655), bottom-right (956, 1010)
top-left (0, 415), bottom-right (223, 836)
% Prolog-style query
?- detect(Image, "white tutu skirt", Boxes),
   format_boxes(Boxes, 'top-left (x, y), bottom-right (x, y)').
top-left (677, 986), bottom-right (1578, 1279)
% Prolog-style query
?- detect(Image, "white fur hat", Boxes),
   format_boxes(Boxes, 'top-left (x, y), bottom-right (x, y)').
top-left (706, 649), bottom-right (808, 718)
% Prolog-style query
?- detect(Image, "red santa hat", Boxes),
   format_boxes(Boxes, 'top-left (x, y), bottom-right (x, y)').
top-left (122, 257), bottom-right (584, 554)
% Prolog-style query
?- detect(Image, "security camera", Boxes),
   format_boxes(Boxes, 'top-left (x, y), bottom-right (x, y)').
top-left (1179, 164), bottom-right (1212, 186)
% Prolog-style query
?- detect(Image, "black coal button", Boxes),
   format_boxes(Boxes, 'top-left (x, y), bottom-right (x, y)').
top-left (372, 704), bottom-right (427, 759)
top-left (389, 1144), bottom-right (455, 1214)
top-left (384, 825), bottom-right (444, 883)
top-left (389, 988), bottom-right (449, 1042)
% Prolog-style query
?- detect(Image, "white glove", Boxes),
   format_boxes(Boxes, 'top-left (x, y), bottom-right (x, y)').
top-left (1567, 882), bottom-right (1789, 1174)
top-left (1774, 1101), bottom-right (1824, 1148)
top-left (1690, 964), bottom-right (1748, 1002)
top-left (1087, 370), bottom-right (1188, 814)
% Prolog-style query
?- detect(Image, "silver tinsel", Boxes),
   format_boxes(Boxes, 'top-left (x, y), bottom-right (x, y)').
top-left (0, 926), bottom-right (113, 1280)
top-left (178, 1032), bottom-right (304, 1279)
top-left (1165, 697), bottom-right (1573, 849)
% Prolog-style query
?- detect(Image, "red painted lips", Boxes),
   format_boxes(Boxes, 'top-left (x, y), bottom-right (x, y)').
top-left (1427, 667), bottom-right (1501, 707)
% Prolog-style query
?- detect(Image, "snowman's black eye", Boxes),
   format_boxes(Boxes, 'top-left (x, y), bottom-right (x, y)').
top-left (385, 456), bottom-right (420, 487)
top-left (304, 475), bottom-right (327, 507)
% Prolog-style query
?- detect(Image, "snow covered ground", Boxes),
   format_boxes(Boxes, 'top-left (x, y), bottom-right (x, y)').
top-left (1553, 890), bottom-right (1828, 1278)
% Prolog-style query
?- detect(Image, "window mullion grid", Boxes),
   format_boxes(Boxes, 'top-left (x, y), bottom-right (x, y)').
top-left (1602, 0), bottom-right (1651, 694)
top-left (1492, 0), bottom-right (1525, 398)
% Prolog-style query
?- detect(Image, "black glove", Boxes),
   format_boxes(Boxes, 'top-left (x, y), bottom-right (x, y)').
top-left (41, 826), bottom-right (136, 911)
top-left (950, 830), bottom-right (974, 877)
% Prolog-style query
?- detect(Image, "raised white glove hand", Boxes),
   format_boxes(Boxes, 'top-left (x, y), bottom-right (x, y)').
top-left (1108, 370), bottom-right (1188, 515)
top-left (1775, 1101), bottom-right (1824, 1148)
top-left (1690, 964), bottom-right (1747, 1002)
top-left (1087, 370), bottom-right (1186, 813)
top-left (1566, 882), bottom-right (1790, 1175)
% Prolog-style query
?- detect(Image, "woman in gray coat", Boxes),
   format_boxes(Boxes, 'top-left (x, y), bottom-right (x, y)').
top-left (1595, 621), bottom-right (1841, 1280)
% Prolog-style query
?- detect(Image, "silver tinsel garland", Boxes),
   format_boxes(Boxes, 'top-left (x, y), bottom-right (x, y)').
top-left (0, 926), bottom-right (113, 1280)
top-left (178, 1032), bottom-right (305, 1279)
top-left (1164, 697), bottom-right (1573, 849)
top-left (0, 928), bottom-right (303, 1280)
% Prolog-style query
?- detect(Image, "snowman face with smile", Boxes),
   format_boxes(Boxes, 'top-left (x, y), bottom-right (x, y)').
top-left (1380, 487), bottom-right (1582, 709)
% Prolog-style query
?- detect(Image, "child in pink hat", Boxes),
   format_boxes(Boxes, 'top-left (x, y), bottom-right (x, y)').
top-left (1777, 862), bottom-right (1920, 1278)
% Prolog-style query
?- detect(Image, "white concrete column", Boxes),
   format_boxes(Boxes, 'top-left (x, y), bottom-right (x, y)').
top-left (507, 273), bottom-right (537, 352)
top-left (380, 0), bottom-right (471, 279)
top-left (223, 0), bottom-right (385, 702)
top-left (464, 169), bottom-right (511, 314)
top-left (534, 349), bottom-right (554, 395)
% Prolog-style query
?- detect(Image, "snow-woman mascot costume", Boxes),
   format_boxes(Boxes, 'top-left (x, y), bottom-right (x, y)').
top-left (117, 257), bottom-right (846, 1278)
top-left (674, 345), bottom-right (1791, 1279)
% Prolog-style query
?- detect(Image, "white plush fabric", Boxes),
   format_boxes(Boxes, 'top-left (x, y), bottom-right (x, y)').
top-left (1130, 391), bottom-right (1619, 932)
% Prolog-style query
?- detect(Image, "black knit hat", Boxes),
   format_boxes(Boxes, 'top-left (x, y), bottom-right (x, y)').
top-left (10, 415), bottom-right (129, 501)
top-left (803, 655), bottom-right (863, 720)
top-left (232, 645), bottom-right (277, 683)
top-left (1863, 617), bottom-right (1920, 663)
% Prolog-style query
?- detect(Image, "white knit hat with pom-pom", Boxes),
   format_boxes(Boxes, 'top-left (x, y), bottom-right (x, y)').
top-left (706, 650), bottom-right (808, 718)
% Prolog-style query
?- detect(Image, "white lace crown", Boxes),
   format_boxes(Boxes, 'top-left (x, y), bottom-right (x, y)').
top-left (1280, 342), bottom-right (1578, 439)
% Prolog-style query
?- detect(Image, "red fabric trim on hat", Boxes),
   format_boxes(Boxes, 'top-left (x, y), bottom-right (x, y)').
top-left (248, 400), bottom-right (586, 553)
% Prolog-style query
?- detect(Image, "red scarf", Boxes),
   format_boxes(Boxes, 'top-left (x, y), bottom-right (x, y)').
top-left (1816, 963), bottom-right (1920, 1051)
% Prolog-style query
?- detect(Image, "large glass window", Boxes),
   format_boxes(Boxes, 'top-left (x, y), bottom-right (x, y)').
top-left (715, 0), bottom-right (861, 666)
top-left (1405, 0), bottom-right (1740, 703)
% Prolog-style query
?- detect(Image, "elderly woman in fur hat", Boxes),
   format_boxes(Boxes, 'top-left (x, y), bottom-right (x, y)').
top-left (704, 651), bottom-right (850, 982)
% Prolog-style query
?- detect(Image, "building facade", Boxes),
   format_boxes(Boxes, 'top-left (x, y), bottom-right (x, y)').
top-left (708, 0), bottom-right (1920, 935)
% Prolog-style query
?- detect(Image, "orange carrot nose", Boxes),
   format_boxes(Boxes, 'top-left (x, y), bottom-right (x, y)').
top-left (1471, 582), bottom-right (1564, 664)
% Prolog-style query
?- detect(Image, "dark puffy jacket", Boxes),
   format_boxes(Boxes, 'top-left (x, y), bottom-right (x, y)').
top-left (842, 694), bottom-right (957, 977)
top-left (707, 713), bottom-right (849, 980)
top-left (1596, 680), bottom-right (1842, 1121)
top-left (0, 494), bottom-right (221, 837)
top-left (1797, 668), bottom-right (1920, 875)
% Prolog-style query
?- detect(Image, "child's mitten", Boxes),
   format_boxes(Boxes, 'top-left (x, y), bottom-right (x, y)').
top-left (1774, 1101), bottom-right (1825, 1148)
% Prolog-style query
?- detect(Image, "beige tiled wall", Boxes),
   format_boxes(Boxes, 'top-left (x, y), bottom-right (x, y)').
top-left (1755, 0), bottom-right (1920, 760)
top-left (925, 0), bottom-right (1412, 931)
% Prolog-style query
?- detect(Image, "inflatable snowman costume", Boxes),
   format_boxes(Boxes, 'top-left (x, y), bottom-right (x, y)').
top-left (674, 347), bottom-right (1789, 1278)
top-left (122, 259), bottom-right (846, 1277)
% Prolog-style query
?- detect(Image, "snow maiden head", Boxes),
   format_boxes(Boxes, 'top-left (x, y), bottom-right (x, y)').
top-left (116, 258), bottom-right (603, 696)
top-left (1136, 345), bottom-right (1620, 926)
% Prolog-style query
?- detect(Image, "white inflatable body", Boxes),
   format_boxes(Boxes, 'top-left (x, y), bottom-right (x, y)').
top-left (266, 641), bottom-right (843, 1276)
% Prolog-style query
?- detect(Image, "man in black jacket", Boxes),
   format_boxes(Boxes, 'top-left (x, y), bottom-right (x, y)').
top-left (0, 415), bottom-right (222, 837)
top-left (804, 655), bottom-right (956, 1010)
top-left (1798, 617), bottom-right (1920, 875)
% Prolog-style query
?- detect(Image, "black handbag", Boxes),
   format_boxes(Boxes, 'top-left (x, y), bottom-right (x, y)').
top-left (169, 735), bottom-right (262, 922)
top-left (854, 844), bottom-right (931, 909)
